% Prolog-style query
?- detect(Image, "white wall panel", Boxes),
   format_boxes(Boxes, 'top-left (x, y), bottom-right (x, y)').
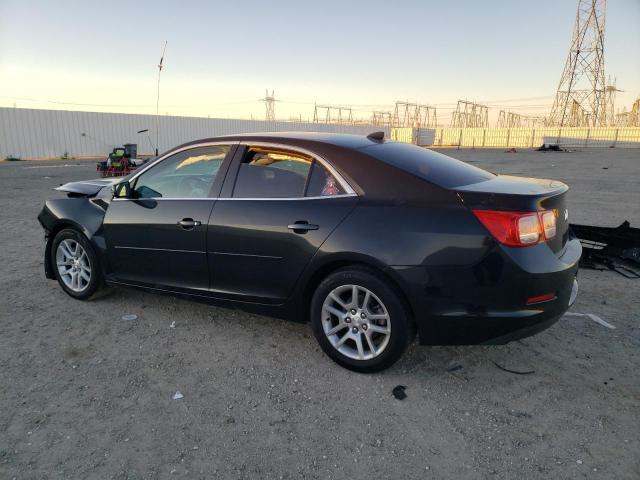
top-left (0, 107), bottom-right (389, 159)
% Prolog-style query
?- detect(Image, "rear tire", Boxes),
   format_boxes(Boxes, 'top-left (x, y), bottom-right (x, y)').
top-left (51, 228), bottom-right (103, 300)
top-left (310, 266), bottom-right (413, 373)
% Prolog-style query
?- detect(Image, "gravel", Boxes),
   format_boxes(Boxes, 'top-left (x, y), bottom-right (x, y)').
top-left (0, 147), bottom-right (638, 479)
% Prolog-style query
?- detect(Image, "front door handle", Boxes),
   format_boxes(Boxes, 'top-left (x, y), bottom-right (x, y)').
top-left (178, 218), bottom-right (202, 230)
top-left (288, 221), bottom-right (319, 233)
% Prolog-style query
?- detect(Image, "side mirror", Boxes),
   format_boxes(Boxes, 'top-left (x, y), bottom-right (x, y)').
top-left (112, 180), bottom-right (131, 198)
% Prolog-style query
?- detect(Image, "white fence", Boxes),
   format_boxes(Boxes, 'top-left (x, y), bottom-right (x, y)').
top-left (0, 108), bottom-right (390, 159)
top-left (431, 127), bottom-right (640, 148)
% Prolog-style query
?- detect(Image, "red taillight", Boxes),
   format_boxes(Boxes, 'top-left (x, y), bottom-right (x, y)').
top-left (472, 209), bottom-right (557, 247)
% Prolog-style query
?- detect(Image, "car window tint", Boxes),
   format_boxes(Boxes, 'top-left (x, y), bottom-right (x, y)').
top-left (306, 161), bottom-right (345, 197)
top-left (361, 141), bottom-right (494, 188)
top-left (133, 146), bottom-right (230, 198)
top-left (232, 149), bottom-right (312, 198)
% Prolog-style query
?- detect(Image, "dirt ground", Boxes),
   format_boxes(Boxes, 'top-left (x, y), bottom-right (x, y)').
top-left (0, 147), bottom-right (638, 479)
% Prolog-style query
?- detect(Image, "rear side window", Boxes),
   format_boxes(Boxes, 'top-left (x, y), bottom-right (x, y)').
top-left (361, 142), bottom-right (494, 188)
top-left (232, 148), bottom-right (345, 198)
top-left (306, 161), bottom-right (345, 197)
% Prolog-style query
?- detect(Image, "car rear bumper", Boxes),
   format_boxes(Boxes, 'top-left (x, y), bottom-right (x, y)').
top-left (444, 277), bottom-right (578, 345)
top-left (392, 238), bottom-right (581, 345)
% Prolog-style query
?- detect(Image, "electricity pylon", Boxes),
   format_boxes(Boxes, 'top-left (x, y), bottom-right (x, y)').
top-left (602, 77), bottom-right (621, 126)
top-left (549, 0), bottom-right (607, 126)
top-left (261, 89), bottom-right (276, 121)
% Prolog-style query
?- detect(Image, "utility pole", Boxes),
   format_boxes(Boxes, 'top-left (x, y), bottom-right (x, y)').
top-left (155, 41), bottom-right (167, 156)
top-left (549, 0), bottom-right (607, 126)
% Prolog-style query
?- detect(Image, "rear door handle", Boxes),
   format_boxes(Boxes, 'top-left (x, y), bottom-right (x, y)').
top-left (288, 221), bottom-right (319, 233)
top-left (178, 218), bottom-right (201, 230)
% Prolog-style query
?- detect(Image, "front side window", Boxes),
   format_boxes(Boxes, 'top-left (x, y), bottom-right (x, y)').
top-left (133, 145), bottom-right (230, 198)
top-left (232, 148), bottom-right (345, 198)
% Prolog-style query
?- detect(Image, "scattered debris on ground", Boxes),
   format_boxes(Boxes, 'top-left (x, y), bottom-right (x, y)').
top-left (121, 314), bottom-right (138, 321)
top-left (571, 221), bottom-right (640, 278)
top-left (491, 361), bottom-right (535, 375)
top-left (172, 391), bottom-right (184, 400)
top-left (537, 143), bottom-right (564, 151)
top-left (564, 312), bottom-right (616, 329)
top-left (392, 385), bottom-right (407, 400)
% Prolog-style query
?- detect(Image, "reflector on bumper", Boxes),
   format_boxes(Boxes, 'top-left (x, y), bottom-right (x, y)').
top-left (569, 278), bottom-right (579, 307)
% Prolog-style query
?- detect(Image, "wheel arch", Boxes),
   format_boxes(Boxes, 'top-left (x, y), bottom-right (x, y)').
top-left (39, 198), bottom-right (107, 279)
top-left (44, 220), bottom-right (94, 280)
top-left (299, 254), bottom-right (415, 324)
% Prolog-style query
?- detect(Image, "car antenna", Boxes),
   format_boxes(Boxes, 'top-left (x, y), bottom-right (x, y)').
top-left (367, 131), bottom-right (385, 142)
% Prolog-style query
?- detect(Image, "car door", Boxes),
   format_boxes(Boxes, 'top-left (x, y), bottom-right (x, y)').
top-left (103, 143), bottom-right (236, 293)
top-left (207, 144), bottom-right (358, 304)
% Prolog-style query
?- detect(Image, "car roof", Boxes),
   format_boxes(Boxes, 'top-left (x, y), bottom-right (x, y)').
top-left (184, 131), bottom-right (382, 149)
top-left (160, 132), bottom-right (466, 202)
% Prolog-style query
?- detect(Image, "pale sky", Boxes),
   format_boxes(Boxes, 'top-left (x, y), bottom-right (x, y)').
top-left (1, 0), bottom-right (639, 124)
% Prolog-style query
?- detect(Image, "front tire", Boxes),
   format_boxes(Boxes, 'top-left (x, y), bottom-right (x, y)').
top-left (310, 266), bottom-right (413, 373)
top-left (51, 228), bottom-right (103, 300)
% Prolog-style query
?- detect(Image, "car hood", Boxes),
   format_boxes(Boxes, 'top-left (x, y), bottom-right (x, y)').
top-left (54, 178), bottom-right (121, 197)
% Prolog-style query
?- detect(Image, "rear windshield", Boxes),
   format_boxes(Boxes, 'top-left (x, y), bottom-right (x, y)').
top-left (361, 142), bottom-right (494, 188)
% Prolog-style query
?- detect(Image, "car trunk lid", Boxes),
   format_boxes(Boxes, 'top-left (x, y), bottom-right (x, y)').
top-left (455, 175), bottom-right (570, 254)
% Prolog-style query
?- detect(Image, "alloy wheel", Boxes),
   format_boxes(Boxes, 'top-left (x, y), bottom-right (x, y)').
top-left (321, 284), bottom-right (391, 361)
top-left (56, 239), bottom-right (91, 292)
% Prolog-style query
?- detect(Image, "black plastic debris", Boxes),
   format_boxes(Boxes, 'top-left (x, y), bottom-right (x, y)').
top-left (571, 221), bottom-right (640, 279)
top-left (536, 143), bottom-right (563, 151)
top-left (447, 364), bottom-right (463, 372)
top-left (392, 385), bottom-right (407, 400)
top-left (492, 361), bottom-right (535, 375)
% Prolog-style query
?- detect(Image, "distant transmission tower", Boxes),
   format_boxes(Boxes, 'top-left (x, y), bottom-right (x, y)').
top-left (371, 111), bottom-right (392, 127)
top-left (261, 89), bottom-right (276, 121)
top-left (392, 101), bottom-right (437, 128)
top-left (497, 111), bottom-right (545, 128)
top-left (549, 0), bottom-right (607, 126)
top-left (450, 100), bottom-right (488, 128)
top-left (616, 98), bottom-right (640, 127)
top-left (313, 104), bottom-right (353, 124)
top-left (602, 77), bottom-right (621, 126)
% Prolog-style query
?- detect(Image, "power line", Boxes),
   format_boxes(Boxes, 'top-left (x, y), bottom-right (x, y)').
top-left (0, 96), bottom-right (259, 108)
